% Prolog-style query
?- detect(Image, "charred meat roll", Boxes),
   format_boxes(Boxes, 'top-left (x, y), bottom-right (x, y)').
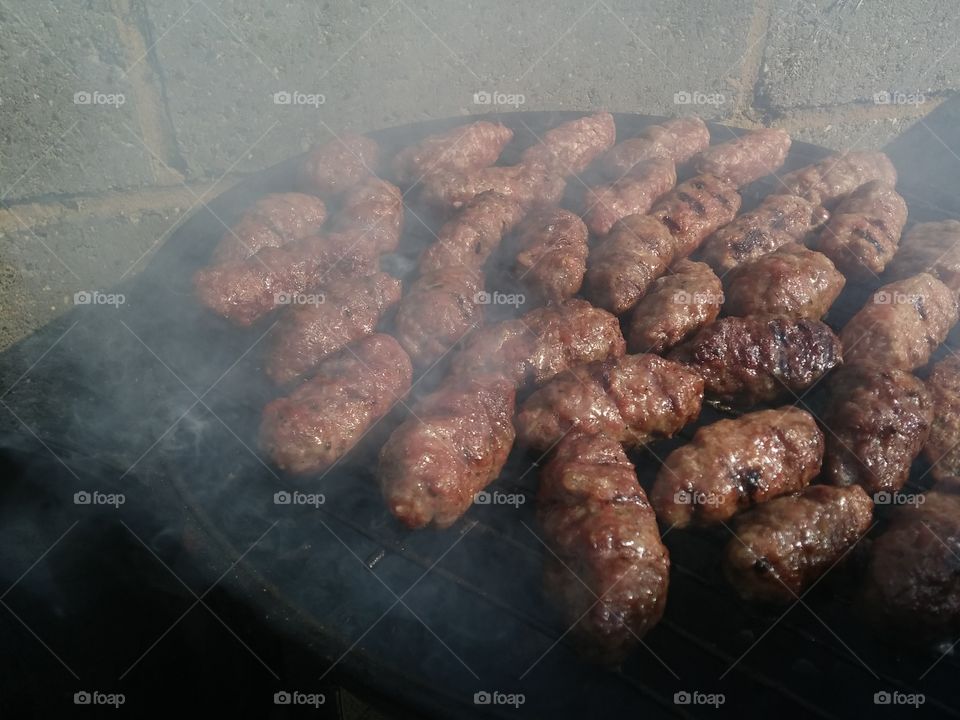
top-left (419, 191), bottom-right (525, 274)
top-left (692, 128), bottom-right (792, 187)
top-left (379, 374), bottom-right (516, 529)
top-left (821, 365), bottom-right (932, 495)
top-left (648, 174), bottom-right (742, 258)
top-left (669, 315), bottom-right (842, 406)
top-left (626, 259), bottom-right (723, 355)
top-left (265, 272), bottom-right (402, 385)
top-left (516, 354), bottom-right (703, 451)
top-left (724, 485), bottom-right (873, 603)
top-left (651, 407), bottom-right (824, 527)
top-left (780, 150), bottom-right (897, 207)
top-left (923, 356), bottom-right (960, 481)
top-left (512, 207), bottom-right (589, 304)
top-left (391, 120), bottom-right (513, 186)
top-left (539, 432), bottom-right (670, 665)
top-left (520, 112), bottom-right (616, 176)
top-left (212, 193), bottom-right (328, 264)
top-left (298, 133), bottom-right (380, 197)
top-left (860, 477), bottom-right (960, 642)
top-left (722, 243), bottom-right (845, 320)
top-left (600, 117), bottom-right (710, 179)
top-left (697, 194), bottom-right (829, 274)
top-left (419, 162), bottom-right (567, 210)
top-left (886, 220), bottom-right (960, 296)
top-left (841, 273), bottom-right (958, 371)
top-left (328, 177), bottom-right (405, 254)
top-left (260, 334), bottom-right (412, 475)
top-left (582, 158), bottom-right (677, 236)
top-left (450, 299), bottom-right (626, 389)
top-left (584, 214), bottom-right (676, 315)
top-left (816, 181), bottom-right (908, 279)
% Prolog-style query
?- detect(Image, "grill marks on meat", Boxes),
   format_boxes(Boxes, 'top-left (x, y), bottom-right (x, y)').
top-left (841, 273), bottom-right (958, 371)
top-left (651, 407), bottom-right (824, 527)
top-left (887, 220), bottom-right (960, 296)
top-left (817, 181), bottom-right (908, 279)
top-left (923, 356), bottom-right (960, 481)
top-left (391, 121), bottom-right (513, 186)
top-left (626, 259), bottom-right (722, 355)
top-left (698, 194), bottom-right (830, 274)
top-left (212, 193), bottom-right (327, 264)
top-left (583, 158), bottom-right (677, 236)
top-left (585, 214), bottom-right (676, 315)
top-left (539, 433), bottom-right (669, 664)
top-left (669, 315), bottom-right (842, 405)
top-left (512, 207), bottom-right (589, 304)
top-left (450, 299), bottom-right (625, 389)
top-left (265, 272), bottom-right (402, 385)
top-left (520, 112), bottom-right (616, 176)
top-left (860, 477), bottom-right (960, 642)
top-left (600, 117), bottom-right (710, 179)
top-left (516, 354), bottom-right (703, 450)
top-left (379, 374), bottom-right (516, 529)
top-left (724, 485), bottom-right (873, 603)
top-left (648, 174), bottom-right (742, 259)
top-left (822, 365), bottom-right (932, 494)
top-left (260, 334), bottom-right (412, 475)
top-left (692, 128), bottom-right (792, 187)
top-left (780, 150), bottom-right (897, 207)
top-left (722, 243), bottom-right (845, 320)
top-left (298, 134), bottom-right (380, 197)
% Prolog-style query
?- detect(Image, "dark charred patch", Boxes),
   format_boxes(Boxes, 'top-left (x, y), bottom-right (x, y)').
top-left (753, 557), bottom-right (774, 575)
top-left (661, 216), bottom-right (682, 235)
top-left (914, 294), bottom-right (928, 321)
top-left (731, 228), bottom-right (768, 256)
top-left (677, 191), bottom-right (707, 216)
top-left (734, 467), bottom-right (764, 499)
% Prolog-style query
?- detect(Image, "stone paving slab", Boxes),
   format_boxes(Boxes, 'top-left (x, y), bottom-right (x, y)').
top-left (0, 1), bottom-right (156, 201)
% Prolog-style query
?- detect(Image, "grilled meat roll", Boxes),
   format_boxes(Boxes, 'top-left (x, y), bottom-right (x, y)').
top-left (391, 120), bottom-right (513, 186)
top-left (582, 158), bottom-right (676, 236)
top-left (298, 133), bottom-right (380, 197)
top-left (539, 432), bottom-right (670, 665)
top-left (379, 374), bottom-right (516, 529)
top-left (419, 162), bottom-right (567, 210)
top-left (520, 112), bottom-right (616, 176)
top-left (779, 151), bottom-right (897, 207)
top-left (260, 334), bottom-right (412, 475)
top-left (923, 356), bottom-right (960, 481)
top-left (651, 407), bottom-right (824, 527)
top-left (724, 485), bottom-right (873, 603)
top-left (516, 353), bottom-right (703, 450)
top-left (692, 128), bottom-right (791, 187)
top-left (512, 207), bottom-right (589, 304)
top-left (212, 193), bottom-right (328, 264)
top-left (600, 117), bottom-right (710, 179)
top-left (648, 174), bottom-right (741, 258)
top-left (886, 220), bottom-right (960, 296)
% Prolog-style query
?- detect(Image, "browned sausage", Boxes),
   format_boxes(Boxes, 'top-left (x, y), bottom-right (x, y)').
top-left (520, 112), bottom-right (616, 175)
top-left (886, 220), bottom-right (960, 296)
top-left (419, 162), bottom-right (567, 210)
top-left (648, 174), bottom-right (741, 258)
top-left (298, 134), bottom-right (380, 197)
top-left (212, 193), bottom-right (327, 264)
top-left (693, 128), bottom-right (792, 187)
top-left (582, 158), bottom-right (676, 236)
top-left (512, 207), bottom-right (589, 304)
top-left (391, 120), bottom-right (513, 186)
top-left (923, 356), bottom-right (960, 481)
top-left (600, 117), bottom-right (710, 179)
top-left (779, 151), bottom-right (897, 207)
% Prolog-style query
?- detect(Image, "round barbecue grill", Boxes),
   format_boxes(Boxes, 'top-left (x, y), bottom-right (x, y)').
top-left (1, 111), bottom-right (959, 718)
